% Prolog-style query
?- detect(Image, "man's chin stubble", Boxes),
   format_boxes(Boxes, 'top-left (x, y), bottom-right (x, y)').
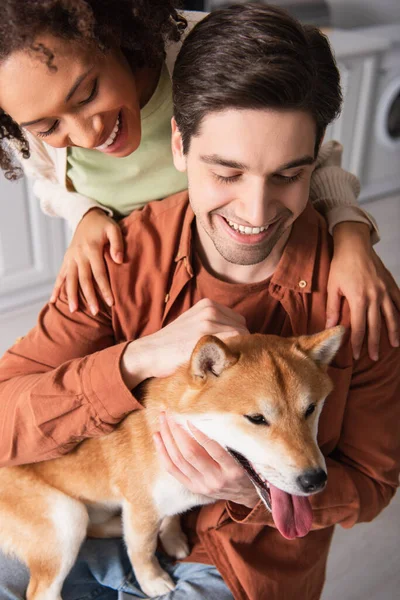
top-left (213, 224), bottom-right (289, 266)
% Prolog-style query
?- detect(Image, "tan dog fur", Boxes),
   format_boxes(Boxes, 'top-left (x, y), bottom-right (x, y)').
top-left (0, 328), bottom-right (344, 599)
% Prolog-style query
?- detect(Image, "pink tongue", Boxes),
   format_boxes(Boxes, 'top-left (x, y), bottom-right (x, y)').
top-left (269, 483), bottom-right (313, 539)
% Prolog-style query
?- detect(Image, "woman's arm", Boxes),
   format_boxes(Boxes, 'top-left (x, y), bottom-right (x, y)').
top-left (310, 141), bottom-right (400, 359)
top-left (19, 132), bottom-right (125, 312)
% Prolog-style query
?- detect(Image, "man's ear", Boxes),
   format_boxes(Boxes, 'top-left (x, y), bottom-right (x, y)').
top-left (295, 326), bottom-right (345, 367)
top-left (171, 117), bottom-right (187, 173)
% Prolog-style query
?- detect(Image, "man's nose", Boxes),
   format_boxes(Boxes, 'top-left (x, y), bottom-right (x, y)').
top-left (68, 114), bottom-right (104, 149)
top-left (239, 180), bottom-right (276, 226)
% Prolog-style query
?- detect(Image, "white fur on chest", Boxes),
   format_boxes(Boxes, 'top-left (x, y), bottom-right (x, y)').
top-left (152, 473), bottom-right (213, 518)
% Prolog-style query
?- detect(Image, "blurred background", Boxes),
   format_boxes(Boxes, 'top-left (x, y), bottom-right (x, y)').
top-left (1, 2), bottom-right (399, 599)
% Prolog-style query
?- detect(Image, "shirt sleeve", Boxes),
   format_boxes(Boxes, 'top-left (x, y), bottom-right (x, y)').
top-left (225, 327), bottom-right (400, 529)
top-left (309, 141), bottom-right (380, 244)
top-left (0, 290), bottom-right (142, 467)
top-left (19, 132), bottom-right (112, 231)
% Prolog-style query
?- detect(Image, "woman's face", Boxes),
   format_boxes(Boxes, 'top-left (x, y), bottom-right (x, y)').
top-left (0, 35), bottom-right (143, 157)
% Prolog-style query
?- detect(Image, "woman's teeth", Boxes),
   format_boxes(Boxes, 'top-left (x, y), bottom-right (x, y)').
top-left (227, 219), bottom-right (268, 235)
top-left (95, 116), bottom-right (120, 151)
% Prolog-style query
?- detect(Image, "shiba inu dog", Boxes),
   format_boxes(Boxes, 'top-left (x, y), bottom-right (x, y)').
top-left (0, 327), bottom-right (344, 599)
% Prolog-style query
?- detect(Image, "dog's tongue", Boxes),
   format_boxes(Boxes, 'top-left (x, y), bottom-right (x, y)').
top-left (269, 483), bottom-right (313, 539)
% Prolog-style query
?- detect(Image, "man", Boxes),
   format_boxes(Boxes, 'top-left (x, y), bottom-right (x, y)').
top-left (0, 4), bottom-right (399, 599)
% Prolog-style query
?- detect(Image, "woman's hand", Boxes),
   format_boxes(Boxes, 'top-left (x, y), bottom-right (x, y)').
top-left (154, 413), bottom-right (259, 509)
top-left (327, 222), bottom-right (400, 360)
top-left (50, 208), bottom-right (124, 315)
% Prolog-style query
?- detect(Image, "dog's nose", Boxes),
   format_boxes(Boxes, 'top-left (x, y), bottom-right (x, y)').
top-left (297, 469), bottom-right (327, 493)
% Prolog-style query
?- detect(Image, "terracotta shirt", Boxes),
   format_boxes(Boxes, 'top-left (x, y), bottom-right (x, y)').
top-left (0, 192), bottom-right (399, 600)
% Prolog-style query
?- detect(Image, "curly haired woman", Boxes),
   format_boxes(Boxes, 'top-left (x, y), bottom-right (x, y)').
top-left (0, 0), bottom-right (399, 361)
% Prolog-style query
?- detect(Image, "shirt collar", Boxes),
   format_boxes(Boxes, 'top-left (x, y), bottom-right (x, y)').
top-left (173, 197), bottom-right (320, 294)
top-left (270, 202), bottom-right (320, 293)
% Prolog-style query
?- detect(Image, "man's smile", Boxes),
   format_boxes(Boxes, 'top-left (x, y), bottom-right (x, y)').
top-left (216, 213), bottom-right (290, 246)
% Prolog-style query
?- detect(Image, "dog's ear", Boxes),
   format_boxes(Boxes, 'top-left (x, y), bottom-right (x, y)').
top-left (295, 326), bottom-right (346, 367)
top-left (190, 335), bottom-right (239, 380)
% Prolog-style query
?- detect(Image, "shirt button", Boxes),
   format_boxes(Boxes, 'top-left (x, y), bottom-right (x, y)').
top-left (165, 293), bottom-right (170, 303)
top-left (298, 280), bottom-right (307, 289)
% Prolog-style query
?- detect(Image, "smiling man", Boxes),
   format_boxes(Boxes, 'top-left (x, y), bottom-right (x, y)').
top-left (0, 3), bottom-right (399, 600)
top-left (172, 109), bottom-right (316, 280)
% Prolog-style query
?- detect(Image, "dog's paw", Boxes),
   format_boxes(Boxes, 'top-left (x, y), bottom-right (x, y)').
top-left (160, 529), bottom-right (190, 559)
top-left (140, 571), bottom-right (176, 597)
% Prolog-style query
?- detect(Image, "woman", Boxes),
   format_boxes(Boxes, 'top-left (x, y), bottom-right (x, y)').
top-left (0, 0), bottom-right (398, 362)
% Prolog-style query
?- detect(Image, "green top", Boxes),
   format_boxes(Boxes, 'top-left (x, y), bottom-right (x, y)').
top-left (67, 64), bottom-right (188, 217)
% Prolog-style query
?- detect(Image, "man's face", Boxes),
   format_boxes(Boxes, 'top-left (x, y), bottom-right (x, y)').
top-left (172, 108), bottom-right (317, 274)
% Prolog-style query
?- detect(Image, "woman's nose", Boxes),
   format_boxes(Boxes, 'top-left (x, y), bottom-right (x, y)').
top-left (68, 114), bottom-right (104, 149)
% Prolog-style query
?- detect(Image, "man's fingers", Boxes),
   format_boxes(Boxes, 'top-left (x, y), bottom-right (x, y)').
top-left (366, 303), bottom-right (381, 362)
top-left (106, 224), bottom-right (124, 264)
top-left (187, 421), bottom-right (237, 469)
top-left (381, 295), bottom-right (400, 349)
top-left (217, 328), bottom-right (249, 342)
top-left (153, 432), bottom-right (193, 488)
top-left (195, 299), bottom-right (247, 328)
top-left (159, 413), bottom-right (206, 480)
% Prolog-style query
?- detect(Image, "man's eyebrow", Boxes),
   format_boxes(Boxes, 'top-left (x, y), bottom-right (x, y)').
top-left (200, 154), bottom-right (315, 172)
top-left (277, 155), bottom-right (315, 171)
top-left (20, 66), bottom-right (94, 128)
top-left (200, 155), bottom-right (248, 170)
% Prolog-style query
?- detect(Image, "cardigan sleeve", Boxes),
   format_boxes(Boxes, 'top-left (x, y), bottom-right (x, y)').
top-left (310, 141), bottom-right (380, 244)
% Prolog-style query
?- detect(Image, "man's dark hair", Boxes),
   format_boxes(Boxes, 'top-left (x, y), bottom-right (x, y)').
top-left (0, 0), bottom-right (186, 180)
top-left (173, 2), bottom-right (342, 157)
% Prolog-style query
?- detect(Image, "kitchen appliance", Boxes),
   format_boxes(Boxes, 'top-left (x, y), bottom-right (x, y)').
top-left (356, 24), bottom-right (400, 201)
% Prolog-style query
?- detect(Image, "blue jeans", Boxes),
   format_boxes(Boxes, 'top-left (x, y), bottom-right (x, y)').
top-left (0, 538), bottom-right (233, 599)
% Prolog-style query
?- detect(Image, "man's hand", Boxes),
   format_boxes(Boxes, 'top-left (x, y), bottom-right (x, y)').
top-left (120, 299), bottom-right (249, 388)
top-left (154, 413), bottom-right (259, 509)
top-left (50, 208), bottom-right (124, 315)
top-left (328, 222), bottom-right (400, 360)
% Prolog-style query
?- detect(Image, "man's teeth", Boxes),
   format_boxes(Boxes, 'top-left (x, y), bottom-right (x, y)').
top-left (95, 116), bottom-right (120, 150)
top-left (227, 219), bottom-right (268, 235)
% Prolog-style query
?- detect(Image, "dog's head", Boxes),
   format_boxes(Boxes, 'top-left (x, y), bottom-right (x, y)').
top-left (174, 327), bottom-right (345, 539)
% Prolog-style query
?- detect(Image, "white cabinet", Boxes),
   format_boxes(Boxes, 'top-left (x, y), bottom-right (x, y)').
top-left (324, 29), bottom-right (390, 184)
top-left (0, 174), bottom-right (66, 315)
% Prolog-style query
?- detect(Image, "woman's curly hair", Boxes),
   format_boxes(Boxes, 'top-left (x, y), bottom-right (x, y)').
top-left (0, 0), bottom-right (186, 180)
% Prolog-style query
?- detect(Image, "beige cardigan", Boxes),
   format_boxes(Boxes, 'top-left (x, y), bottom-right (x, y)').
top-left (18, 11), bottom-right (379, 240)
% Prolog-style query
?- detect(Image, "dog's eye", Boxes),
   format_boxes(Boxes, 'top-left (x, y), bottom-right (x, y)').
top-left (245, 414), bottom-right (269, 426)
top-left (305, 403), bottom-right (316, 418)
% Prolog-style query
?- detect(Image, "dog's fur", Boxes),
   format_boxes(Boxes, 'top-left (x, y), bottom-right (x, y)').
top-left (0, 328), bottom-right (344, 599)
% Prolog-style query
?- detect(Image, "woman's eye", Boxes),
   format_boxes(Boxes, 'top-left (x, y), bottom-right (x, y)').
top-left (36, 120), bottom-right (60, 138)
top-left (80, 78), bottom-right (98, 105)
